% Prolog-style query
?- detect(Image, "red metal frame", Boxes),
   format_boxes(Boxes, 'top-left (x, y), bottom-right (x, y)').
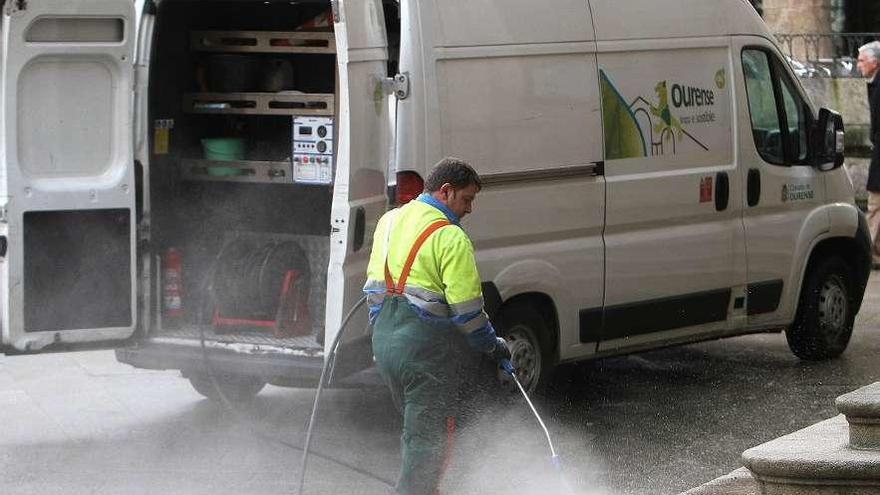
top-left (212, 269), bottom-right (311, 337)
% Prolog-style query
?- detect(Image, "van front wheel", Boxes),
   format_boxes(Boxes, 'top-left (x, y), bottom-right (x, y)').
top-left (187, 372), bottom-right (266, 403)
top-left (787, 256), bottom-right (854, 360)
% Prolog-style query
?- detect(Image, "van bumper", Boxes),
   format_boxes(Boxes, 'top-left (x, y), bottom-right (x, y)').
top-left (114, 340), bottom-right (325, 384)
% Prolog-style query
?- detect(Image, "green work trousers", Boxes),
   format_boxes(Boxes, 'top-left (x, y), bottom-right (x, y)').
top-left (372, 297), bottom-right (457, 495)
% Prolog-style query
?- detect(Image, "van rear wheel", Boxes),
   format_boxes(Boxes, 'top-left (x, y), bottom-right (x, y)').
top-left (499, 305), bottom-right (553, 393)
top-left (787, 256), bottom-right (854, 360)
top-left (187, 372), bottom-right (266, 403)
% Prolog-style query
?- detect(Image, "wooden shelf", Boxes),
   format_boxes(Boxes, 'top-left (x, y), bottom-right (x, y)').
top-left (183, 91), bottom-right (334, 116)
top-left (181, 159), bottom-right (293, 184)
top-left (191, 30), bottom-right (335, 55)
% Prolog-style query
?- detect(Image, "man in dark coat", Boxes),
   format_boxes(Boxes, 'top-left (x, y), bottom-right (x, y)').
top-left (858, 41), bottom-right (880, 267)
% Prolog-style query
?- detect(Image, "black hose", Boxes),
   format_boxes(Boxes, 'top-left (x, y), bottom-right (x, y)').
top-left (295, 295), bottom-right (369, 495)
top-left (196, 304), bottom-right (393, 490)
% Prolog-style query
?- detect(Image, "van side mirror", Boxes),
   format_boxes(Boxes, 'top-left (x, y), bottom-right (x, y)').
top-left (812, 108), bottom-right (845, 171)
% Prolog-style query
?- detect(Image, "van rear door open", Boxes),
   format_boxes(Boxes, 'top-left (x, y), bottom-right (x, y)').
top-left (0, 0), bottom-right (137, 352)
top-left (324, 0), bottom-right (391, 363)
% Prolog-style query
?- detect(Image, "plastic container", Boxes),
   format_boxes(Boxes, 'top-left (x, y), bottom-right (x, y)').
top-left (201, 138), bottom-right (246, 176)
top-left (201, 137), bottom-right (246, 160)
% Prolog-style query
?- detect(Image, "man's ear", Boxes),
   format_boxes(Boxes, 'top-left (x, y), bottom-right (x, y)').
top-left (438, 183), bottom-right (453, 199)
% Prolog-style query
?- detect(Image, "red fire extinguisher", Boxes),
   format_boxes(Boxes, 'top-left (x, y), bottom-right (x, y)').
top-left (163, 248), bottom-right (184, 319)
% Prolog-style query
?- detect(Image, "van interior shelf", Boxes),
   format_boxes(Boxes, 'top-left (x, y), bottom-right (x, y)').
top-left (180, 158), bottom-right (294, 184)
top-left (190, 30), bottom-right (335, 55)
top-left (182, 92), bottom-right (334, 116)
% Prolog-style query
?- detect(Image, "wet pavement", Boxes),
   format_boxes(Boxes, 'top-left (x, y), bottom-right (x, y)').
top-left (3, 274), bottom-right (880, 495)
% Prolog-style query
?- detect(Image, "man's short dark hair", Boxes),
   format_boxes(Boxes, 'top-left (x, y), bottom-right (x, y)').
top-left (424, 157), bottom-right (482, 193)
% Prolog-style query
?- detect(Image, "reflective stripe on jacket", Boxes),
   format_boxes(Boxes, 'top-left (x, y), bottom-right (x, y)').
top-left (363, 194), bottom-right (498, 352)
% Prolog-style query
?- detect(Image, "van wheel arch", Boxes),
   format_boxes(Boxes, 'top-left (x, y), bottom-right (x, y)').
top-left (788, 252), bottom-right (856, 360)
top-left (799, 237), bottom-right (870, 315)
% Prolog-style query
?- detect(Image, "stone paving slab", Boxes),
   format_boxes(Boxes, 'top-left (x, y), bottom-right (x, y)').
top-left (680, 468), bottom-right (758, 495)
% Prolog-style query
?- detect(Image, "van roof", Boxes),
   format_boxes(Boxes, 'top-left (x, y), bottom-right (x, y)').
top-left (590, 0), bottom-right (772, 42)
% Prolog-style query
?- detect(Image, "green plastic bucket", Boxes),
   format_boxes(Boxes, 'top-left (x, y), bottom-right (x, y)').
top-left (201, 138), bottom-right (245, 161)
top-left (201, 138), bottom-right (245, 176)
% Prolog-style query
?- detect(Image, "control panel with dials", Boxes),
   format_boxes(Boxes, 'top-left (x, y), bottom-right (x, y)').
top-left (292, 116), bottom-right (334, 184)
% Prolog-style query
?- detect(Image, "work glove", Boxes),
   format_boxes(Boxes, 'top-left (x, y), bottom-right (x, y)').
top-left (489, 336), bottom-right (512, 364)
top-left (489, 337), bottom-right (515, 376)
top-left (499, 358), bottom-right (515, 376)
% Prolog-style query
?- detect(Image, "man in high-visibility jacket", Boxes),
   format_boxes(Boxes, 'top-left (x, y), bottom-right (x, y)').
top-left (364, 157), bottom-right (512, 495)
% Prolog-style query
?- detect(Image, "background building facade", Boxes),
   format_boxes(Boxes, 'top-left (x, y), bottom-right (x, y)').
top-left (748, 0), bottom-right (880, 203)
top-left (754, 0), bottom-right (880, 41)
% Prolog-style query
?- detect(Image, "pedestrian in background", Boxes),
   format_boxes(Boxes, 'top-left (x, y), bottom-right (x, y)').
top-left (858, 41), bottom-right (880, 268)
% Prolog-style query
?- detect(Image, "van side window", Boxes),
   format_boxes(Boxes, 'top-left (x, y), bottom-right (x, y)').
top-left (742, 48), bottom-right (811, 165)
top-left (780, 74), bottom-right (809, 162)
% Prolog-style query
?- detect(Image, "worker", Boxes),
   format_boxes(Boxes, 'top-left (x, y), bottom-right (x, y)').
top-left (363, 157), bottom-right (512, 495)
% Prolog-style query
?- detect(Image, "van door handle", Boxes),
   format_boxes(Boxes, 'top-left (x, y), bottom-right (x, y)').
top-left (715, 172), bottom-right (729, 212)
top-left (747, 168), bottom-right (761, 207)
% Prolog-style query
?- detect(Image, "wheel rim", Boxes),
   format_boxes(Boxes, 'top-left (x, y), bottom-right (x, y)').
top-left (506, 325), bottom-right (541, 392)
top-left (818, 275), bottom-right (848, 338)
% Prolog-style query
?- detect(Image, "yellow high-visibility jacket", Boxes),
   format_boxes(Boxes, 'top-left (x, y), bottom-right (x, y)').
top-left (363, 194), bottom-right (498, 352)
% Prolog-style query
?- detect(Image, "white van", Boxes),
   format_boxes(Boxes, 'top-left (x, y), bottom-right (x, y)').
top-left (0, 0), bottom-right (870, 395)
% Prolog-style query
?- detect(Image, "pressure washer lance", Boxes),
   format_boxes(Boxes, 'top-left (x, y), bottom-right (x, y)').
top-left (502, 363), bottom-right (563, 471)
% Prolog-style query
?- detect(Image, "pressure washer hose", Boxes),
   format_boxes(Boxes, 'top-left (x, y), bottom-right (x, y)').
top-left (295, 295), bottom-right (367, 495)
top-left (196, 292), bottom-right (392, 488)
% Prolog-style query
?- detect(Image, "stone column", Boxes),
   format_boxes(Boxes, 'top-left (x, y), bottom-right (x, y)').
top-left (762, 0), bottom-right (833, 61)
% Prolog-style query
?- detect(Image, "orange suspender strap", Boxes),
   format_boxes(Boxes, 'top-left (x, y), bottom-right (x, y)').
top-left (384, 219), bottom-right (451, 296)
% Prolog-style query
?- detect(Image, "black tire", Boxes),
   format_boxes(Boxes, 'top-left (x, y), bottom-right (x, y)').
top-left (498, 305), bottom-right (554, 393)
top-left (187, 372), bottom-right (267, 403)
top-left (787, 256), bottom-right (855, 360)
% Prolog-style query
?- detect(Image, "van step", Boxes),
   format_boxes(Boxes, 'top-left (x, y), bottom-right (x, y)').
top-left (154, 325), bottom-right (323, 351)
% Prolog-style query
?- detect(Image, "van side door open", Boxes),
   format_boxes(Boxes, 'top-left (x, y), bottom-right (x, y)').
top-left (0, 0), bottom-right (138, 352)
